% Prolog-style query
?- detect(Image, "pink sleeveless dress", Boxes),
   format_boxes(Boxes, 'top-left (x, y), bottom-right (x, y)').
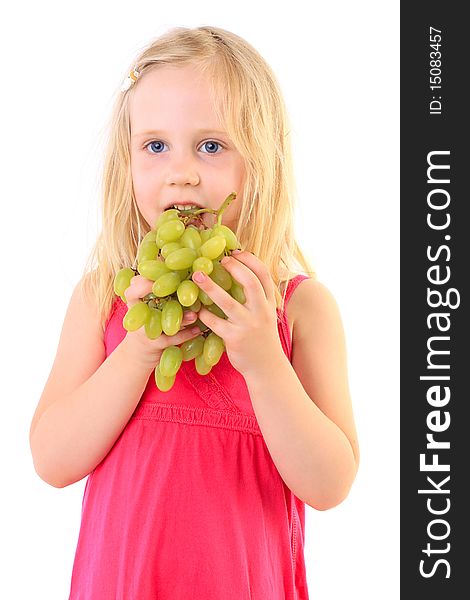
top-left (68, 274), bottom-right (311, 599)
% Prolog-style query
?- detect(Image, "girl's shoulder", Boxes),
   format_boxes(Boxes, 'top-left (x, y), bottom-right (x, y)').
top-left (279, 272), bottom-right (311, 296)
top-left (285, 275), bottom-right (339, 342)
top-left (279, 271), bottom-right (316, 305)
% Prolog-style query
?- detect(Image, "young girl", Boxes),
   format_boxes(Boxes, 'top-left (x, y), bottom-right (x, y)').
top-left (29, 25), bottom-right (359, 599)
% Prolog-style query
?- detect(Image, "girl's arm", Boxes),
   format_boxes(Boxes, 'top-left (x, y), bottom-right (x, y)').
top-left (243, 278), bottom-right (359, 510)
top-left (191, 251), bottom-right (359, 510)
top-left (29, 275), bottom-right (200, 488)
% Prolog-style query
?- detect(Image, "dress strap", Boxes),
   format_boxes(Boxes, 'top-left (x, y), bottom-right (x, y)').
top-left (277, 274), bottom-right (312, 362)
top-left (283, 274), bottom-right (311, 307)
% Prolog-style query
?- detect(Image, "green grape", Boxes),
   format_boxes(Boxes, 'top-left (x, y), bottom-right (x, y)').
top-left (203, 332), bottom-right (225, 366)
top-left (210, 262), bottom-right (232, 291)
top-left (189, 298), bottom-right (202, 312)
top-left (155, 209), bottom-right (180, 229)
top-left (230, 280), bottom-right (246, 304)
top-left (145, 307), bottom-right (163, 339)
top-left (152, 272), bottom-right (181, 297)
top-left (180, 226), bottom-right (202, 250)
top-left (138, 259), bottom-right (170, 281)
top-left (156, 234), bottom-right (167, 249)
top-left (142, 230), bottom-right (158, 244)
top-left (177, 280), bottom-right (200, 307)
top-left (196, 315), bottom-right (209, 331)
top-left (123, 301), bottom-right (151, 332)
top-left (195, 352), bottom-right (212, 375)
top-left (159, 345), bottom-right (183, 377)
top-left (157, 219), bottom-right (185, 243)
top-left (155, 363), bottom-right (176, 392)
top-left (206, 303), bottom-right (227, 319)
top-left (193, 318), bottom-right (208, 332)
top-left (198, 288), bottom-right (214, 306)
top-left (211, 225), bottom-right (239, 250)
top-left (180, 335), bottom-right (205, 361)
top-left (161, 299), bottom-right (183, 335)
top-left (138, 241), bottom-right (159, 263)
top-left (192, 256), bottom-right (213, 275)
top-left (165, 247), bottom-right (198, 271)
top-left (161, 242), bottom-right (182, 259)
top-left (176, 268), bottom-right (191, 281)
top-left (200, 228), bottom-right (213, 243)
top-left (200, 235), bottom-right (226, 260)
top-left (114, 267), bottom-right (135, 299)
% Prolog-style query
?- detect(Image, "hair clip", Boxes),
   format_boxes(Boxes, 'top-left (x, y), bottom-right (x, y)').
top-left (121, 66), bottom-right (140, 92)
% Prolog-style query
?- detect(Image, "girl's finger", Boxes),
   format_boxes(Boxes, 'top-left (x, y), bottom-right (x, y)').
top-left (172, 324), bottom-right (203, 345)
top-left (181, 310), bottom-right (198, 325)
top-left (220, 252), bottom-right (276, 309)
top-left (151, 323), bottom-right (202, 351)
top-left (191, 270), bottom-right (243, 322)
top-left (124, 275), bottom-right (153, 307)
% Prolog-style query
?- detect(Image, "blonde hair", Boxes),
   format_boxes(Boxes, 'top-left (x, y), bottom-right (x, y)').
top-left (82, 25), bottom-right (316, 330)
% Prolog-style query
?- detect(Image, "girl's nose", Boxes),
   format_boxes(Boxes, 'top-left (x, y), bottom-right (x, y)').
top-left (166, 171), bottom-right (199, 186)
top-left (164, 154), bottom-right (200, 186)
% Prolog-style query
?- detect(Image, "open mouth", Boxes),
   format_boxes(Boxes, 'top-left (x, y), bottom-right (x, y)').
top-left (168, 204), bottom-right (201, 212)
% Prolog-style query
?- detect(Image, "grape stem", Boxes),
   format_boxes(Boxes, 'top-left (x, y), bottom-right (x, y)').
top-left (177, 191), bottom-right (237, 227)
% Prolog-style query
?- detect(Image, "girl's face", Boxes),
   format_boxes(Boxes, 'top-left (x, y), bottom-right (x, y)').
top-left (129, 65), bottom-right (246, 232)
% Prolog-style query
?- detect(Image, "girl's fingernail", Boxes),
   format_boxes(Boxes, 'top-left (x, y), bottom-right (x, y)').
top-left (193, 271), bottom-right (205, 283)
top-left (231, 249), bottom-right (242, 254)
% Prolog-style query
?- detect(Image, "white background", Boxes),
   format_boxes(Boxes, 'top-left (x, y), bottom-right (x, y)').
top-left (0, 1), bottom-right (399, 598)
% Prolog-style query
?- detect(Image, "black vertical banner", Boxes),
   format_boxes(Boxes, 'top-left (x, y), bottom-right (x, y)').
top-left (401, 3), bottom-right (469, 597)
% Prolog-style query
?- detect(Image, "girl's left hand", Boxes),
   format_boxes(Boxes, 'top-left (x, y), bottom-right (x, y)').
top-left (191, 251), bottom-right (285, 377)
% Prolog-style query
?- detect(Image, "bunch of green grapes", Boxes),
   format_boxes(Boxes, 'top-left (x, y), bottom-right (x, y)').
top-left (113, 192), bottom-right (246, 392)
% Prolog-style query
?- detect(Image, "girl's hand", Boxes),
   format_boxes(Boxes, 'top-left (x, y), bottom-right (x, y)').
top-left (121, 275), bottom-right (201, 370)
top-left (191, 251), bottom-right (285, 377)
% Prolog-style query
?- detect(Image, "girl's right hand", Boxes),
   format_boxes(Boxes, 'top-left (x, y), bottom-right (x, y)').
top-left (121, 274), bottom-right (202, 369)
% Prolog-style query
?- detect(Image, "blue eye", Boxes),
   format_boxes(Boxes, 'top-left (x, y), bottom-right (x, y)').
top-left (200, 140), bottom-right (222, 154)
top-left (146, 141), bottom-right (166, 153)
